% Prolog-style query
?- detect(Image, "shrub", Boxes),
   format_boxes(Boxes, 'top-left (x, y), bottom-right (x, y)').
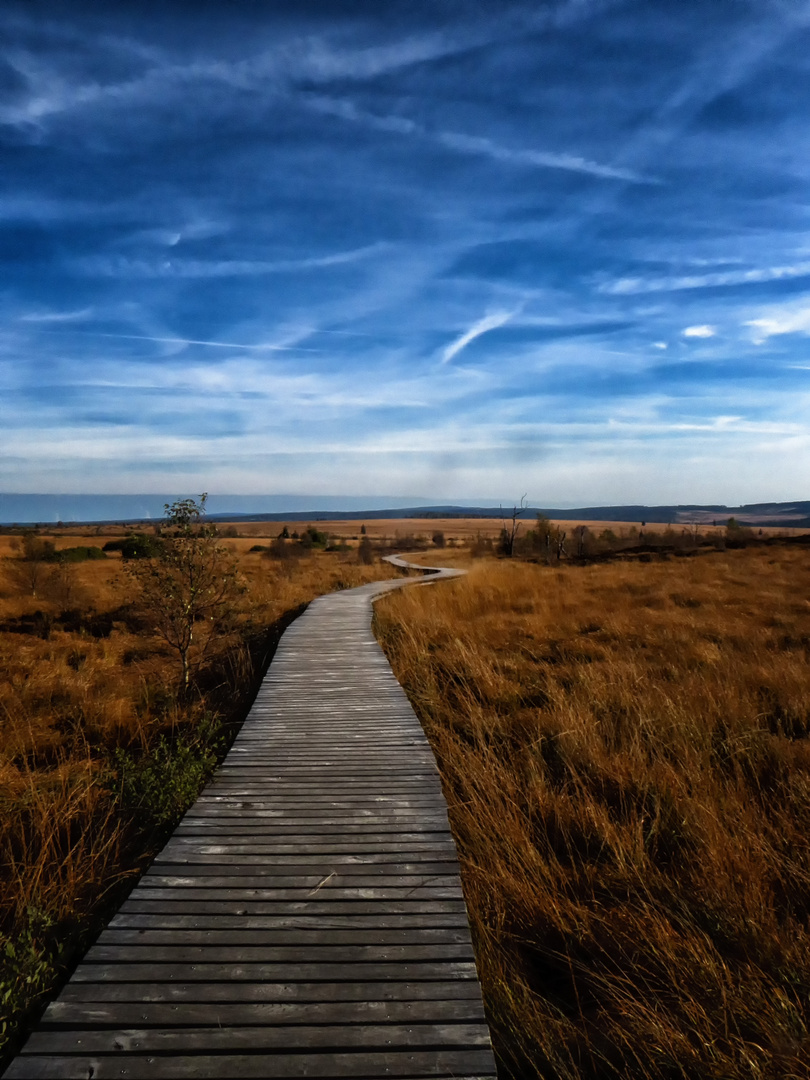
top-left (53, 547), bottom-right (106, 563)
top-left (112, 713), bottom-right (224, 829)
top-left (103, 534), bottom-right (164, 560)
top-left (301, 526), bottom-right (328, 549)
top-left (358, 535), bottom-right (374, 565)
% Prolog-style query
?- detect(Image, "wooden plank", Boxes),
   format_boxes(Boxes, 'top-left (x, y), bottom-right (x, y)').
top-left (41, 998), bottom-right (487, 1028)
top-left (56, 980), bottom-right (487, 1004)
top-left (108, 913), bottom-right (471, 930)
top-left (153, 853), bottom-right (459, 867)
top-left (202, 781), bottom-right (442, 790)
top-left (85, 944), bottom-right (475, 965)
top-left (160, 840), bottom-right (459, 854)
top-left (71, 960), bottom-right (480, 982)
top-left (192, 795), bottom-right (446, 805)
top-left (179, 809), bottom-right (451, 821)
top-left (171, 824), bottom-right (455, 837)
top-left (145, 861), bottom-right (459, 875)
top-left (118, 899), bottom-right (469, 916)
top-left (97, 928), bottom-right (473, 946)
top-left (5, 1049), bottom-right (496, 1078)
top-left (25, 1022), bottom-right (491, 1054)
top-left (141, 872), bottom-right (462, 888)
top-left (148, 861), bottom-right (459, 874)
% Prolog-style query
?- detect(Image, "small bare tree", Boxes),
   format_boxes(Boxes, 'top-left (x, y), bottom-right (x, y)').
top-left (128, 494), bottom-right (243, 692)
top-left (498, 495), bottom-right (528, 557)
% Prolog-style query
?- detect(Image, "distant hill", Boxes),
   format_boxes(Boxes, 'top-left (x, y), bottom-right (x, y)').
top-left (1, 494), bottom-right (808, 528)
top-left (0, 494), bottom-right (456, 525)
top-left (207, 502), bottom-right (810, 528)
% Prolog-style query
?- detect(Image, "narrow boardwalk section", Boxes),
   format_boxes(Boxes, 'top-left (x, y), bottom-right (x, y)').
top-left (7, 565), bottom-right (496, 1079)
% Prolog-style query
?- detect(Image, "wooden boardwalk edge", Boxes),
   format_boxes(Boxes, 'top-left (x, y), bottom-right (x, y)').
top-left (4, 555), bottom-right (498, 1080)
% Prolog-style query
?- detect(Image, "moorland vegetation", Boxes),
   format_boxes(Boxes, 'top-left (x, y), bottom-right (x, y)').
top-left (375, 542), bottom-right (810, 1079)
top-left (0, 504), bottom-right (399, 1062)
top-left (2, 507), bottom-right (808, 1078)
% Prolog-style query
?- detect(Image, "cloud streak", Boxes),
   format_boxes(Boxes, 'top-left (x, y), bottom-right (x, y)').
top-left (308, 96), bottom-right (656, 183)
top-left (442, 311), bottom-right (517, 364)
top-left (33, 331), bottom-right (322, 352)
top-left (603, 261), bottom-right (810, 295)
top-left (74, 244), bottom-right (386, 279)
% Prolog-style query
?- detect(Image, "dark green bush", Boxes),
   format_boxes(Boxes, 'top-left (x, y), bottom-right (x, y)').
top-left (103, 534), bottom-right (163, 559)
top-left (55, 547), bottom-right (107, 563)
top-left (112, 713), bottom-right (224, 829)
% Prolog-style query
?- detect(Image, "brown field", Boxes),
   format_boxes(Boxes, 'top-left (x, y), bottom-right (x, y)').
top-left (0, 533), bottom-right (400, 1061)
top-left (207, 517), bottom-right (504, 543)
top-left (374, 546), bottom-right (810, 1079)
top-left (12, 515), bottom-right (809, 552)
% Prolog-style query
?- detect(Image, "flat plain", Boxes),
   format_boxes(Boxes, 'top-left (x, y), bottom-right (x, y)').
top-left (375, 544), bottom-right (810, 1079)
top-left (2, 524), bottom-right (810, 1078)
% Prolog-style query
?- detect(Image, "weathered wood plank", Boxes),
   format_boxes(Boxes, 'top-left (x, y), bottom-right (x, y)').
top-left (25, 1021), bottom-right (491, 1054)
top-left (128, 886), bottom-right (465, 901)
top-left (153, 853), bottom-right (459, 867)
top-left (140, 872), bottom-right (462, 888)
top-left (97, 928), bottom-right (473, 946)
top-left (171, 823), bottom-right (455, 836)
top-left (57, 980), bottom-right (487, 1004)
top-left (118, 899), bottom-right (469, 916)
top-left (145, 862), bottom-right (459, 876)
top-left (71, 960), bottom-right (480, 982)
top-left (160, 841), bottom-right (459, 855)
top-left (41, 998), bottom-right (487, 1028)
top-left (108, 913), bottom-right (471, 930)
top-left (5, 1049), bottom-right (495, 1079)
top-left (85, 943), bottom-right (476, 964)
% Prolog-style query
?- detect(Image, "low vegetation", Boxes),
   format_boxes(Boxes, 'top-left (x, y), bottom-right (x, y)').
top-left (0, 516), bottom-right (398, 1063)
top-left (375, 545), bottom-right (810, 1079)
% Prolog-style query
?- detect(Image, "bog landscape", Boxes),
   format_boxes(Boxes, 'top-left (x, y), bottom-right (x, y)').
top-left (5, 4), bottom-right (810, 1075)
top-left (1, 505), bottom-right (808, 1078)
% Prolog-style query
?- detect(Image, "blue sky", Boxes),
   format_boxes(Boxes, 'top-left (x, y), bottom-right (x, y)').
top-left (2, 0), bottom-right (810, 507)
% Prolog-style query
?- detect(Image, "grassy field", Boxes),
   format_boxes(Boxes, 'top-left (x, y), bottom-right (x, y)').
top-left (0, 531), bottom-right (398, 1061)
top-left (374, 546), bottom-right (810, 1079)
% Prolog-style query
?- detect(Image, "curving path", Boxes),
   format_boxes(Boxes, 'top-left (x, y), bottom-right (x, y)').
top-left (5, 557), bottom-right (496, 1080)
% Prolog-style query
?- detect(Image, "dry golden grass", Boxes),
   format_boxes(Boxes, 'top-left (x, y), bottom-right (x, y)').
top-left (0, 536), bottom-right (398, 1057)
top-left (375, 547), bottom-right (810, 1079)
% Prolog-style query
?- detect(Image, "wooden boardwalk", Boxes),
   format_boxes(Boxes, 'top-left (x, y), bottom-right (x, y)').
top-left (6, 560), bottom-right (497, 1079)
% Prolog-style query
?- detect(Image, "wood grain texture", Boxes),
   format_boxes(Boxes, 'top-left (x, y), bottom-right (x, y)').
top-left (5, 559), bottom-right (496, 1080)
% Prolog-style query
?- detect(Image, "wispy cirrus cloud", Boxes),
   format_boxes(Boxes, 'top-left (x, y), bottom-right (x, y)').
top-left (74, 243), bottom-right (386, 279)
top-left (31, 330), bottom-right (322, 353)
top-left (307, 96), bottom-right (656, 183)
top-left (20, 308), bottom-right (94, 323)
top-left (0, 24), bottom-right (489, 131)
top-left (437, 131), bottom-right (655, 184)
top-left (442, 310), bottom-right (517, 364)
top-left (602, 261), bottom-right (810, 295)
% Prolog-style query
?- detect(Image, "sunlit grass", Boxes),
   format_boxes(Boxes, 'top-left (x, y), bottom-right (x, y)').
top-left (375, 547), bottom-right (810, 1079)
top-left (0, 537), bottom-right (398, 1059)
